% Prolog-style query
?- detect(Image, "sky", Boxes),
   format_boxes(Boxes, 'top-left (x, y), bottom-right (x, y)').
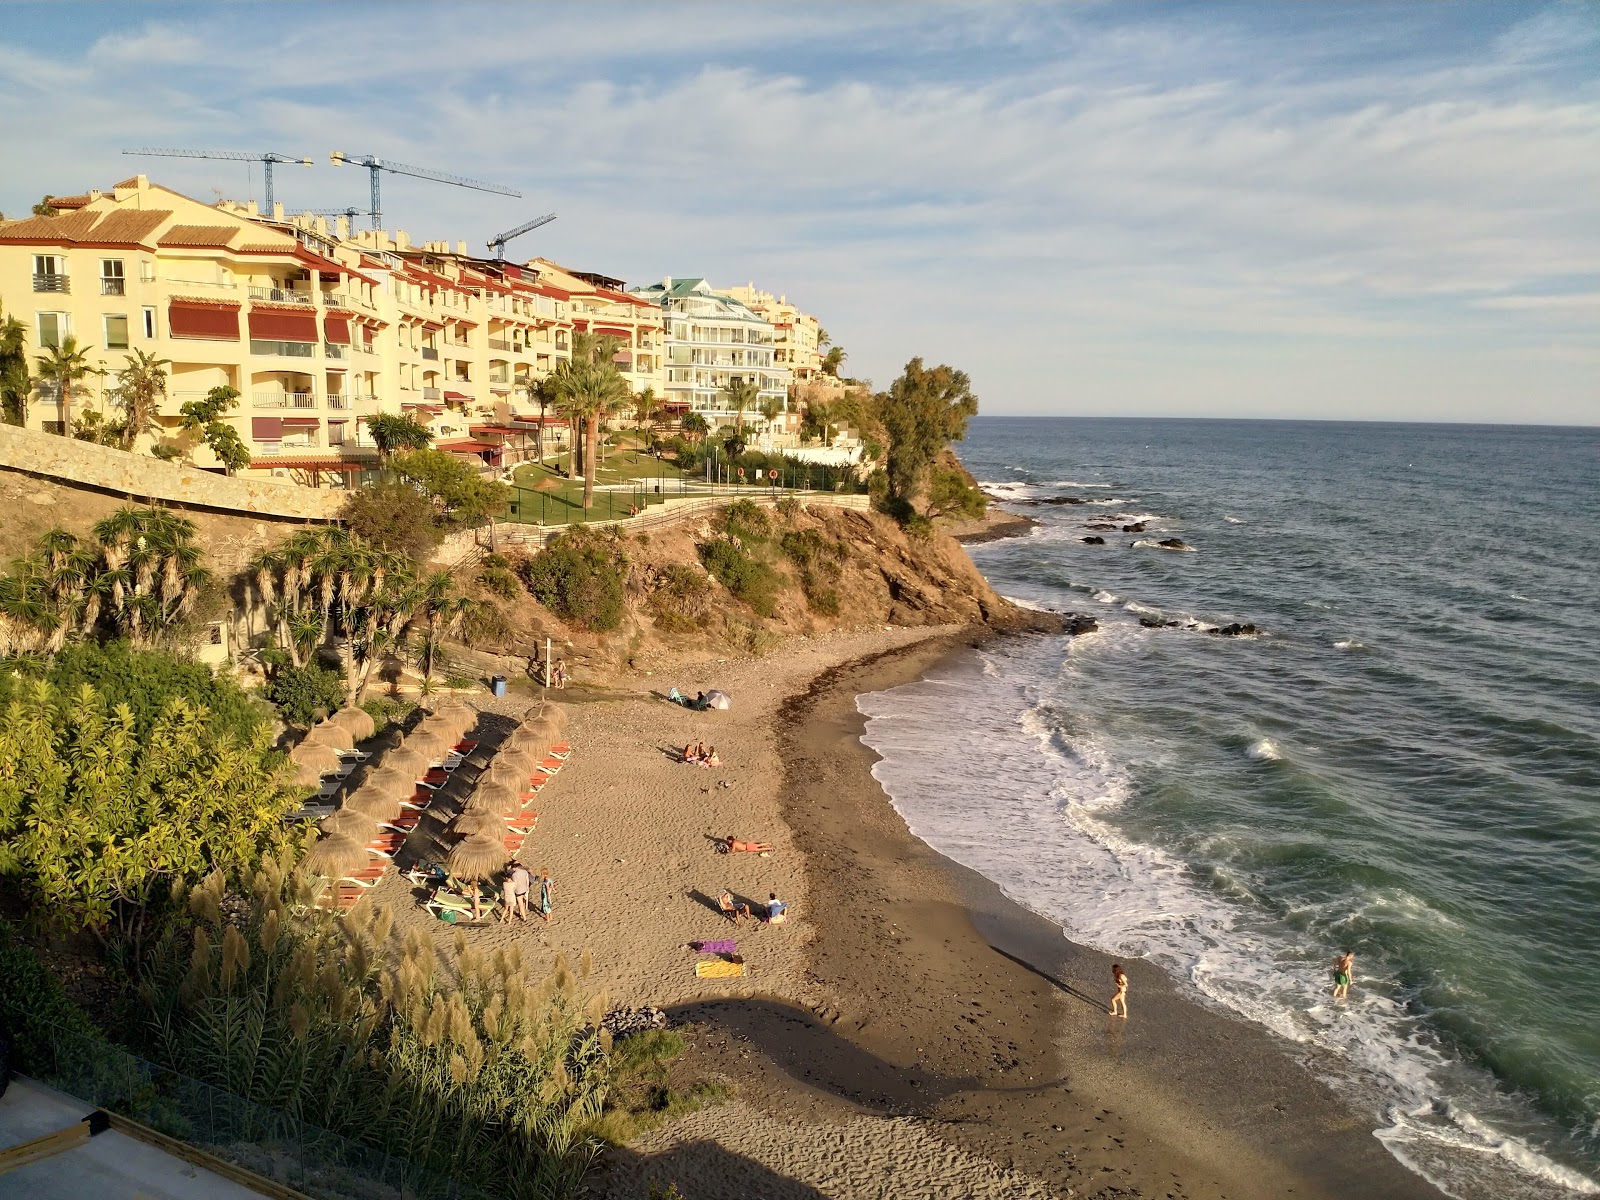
top-left (1, 2), bottom-right (1596, 425)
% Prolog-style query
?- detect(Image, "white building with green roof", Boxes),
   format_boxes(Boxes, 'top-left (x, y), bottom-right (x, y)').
top-left (630, 277), bottom-right (790, 427)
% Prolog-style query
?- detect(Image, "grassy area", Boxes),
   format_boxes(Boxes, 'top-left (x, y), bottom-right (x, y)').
top-left (507, 446), bottom-right (694, 525)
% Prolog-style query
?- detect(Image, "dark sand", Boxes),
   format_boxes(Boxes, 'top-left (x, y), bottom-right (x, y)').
top-left (674, 633), bottom-right (1444, 1200)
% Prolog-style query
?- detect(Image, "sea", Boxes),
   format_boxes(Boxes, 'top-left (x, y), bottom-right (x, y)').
top-left (857, 418), bottom-right (1600, 1200)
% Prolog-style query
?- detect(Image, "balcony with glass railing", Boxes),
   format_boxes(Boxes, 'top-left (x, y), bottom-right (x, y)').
top-left (421, 386), bottom-right (442, 401)
top-left (324, 343), bottom-right (347, 360)
top-left (420, 347), bottom-right (439, 361)
top-left (249, 340), bottom-right (316, 358)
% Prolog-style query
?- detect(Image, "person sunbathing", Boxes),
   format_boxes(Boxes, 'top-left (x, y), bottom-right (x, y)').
top-left (705, 746), bottom-right (722, 766)
top-left (683, 743), bottom-right (702, 764)
top-left (725, 835), bottom-right (773, 854)
top-left (718, 889), bottom-right (744, 924)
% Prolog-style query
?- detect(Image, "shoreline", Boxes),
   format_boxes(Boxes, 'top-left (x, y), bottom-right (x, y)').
top-left (599, 628), bottom-right (1447, 1198)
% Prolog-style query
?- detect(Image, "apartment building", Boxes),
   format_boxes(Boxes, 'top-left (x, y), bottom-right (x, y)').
top-left (630, 277), bottom-right (790, 427)
top-left (715, 283), bottom-right (823, 385)
top-left (525, 258), bottom-right (664, 400)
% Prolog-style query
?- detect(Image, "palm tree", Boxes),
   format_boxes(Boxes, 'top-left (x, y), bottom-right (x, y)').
top-left (109, 349), bottom-right (171, 450)
top-left (92, 507), bottom-right (210, 646)
top-left (547, 333), bottom-right (632, 510)
top-left (721, 378), bottom-right (759, 433)
top-left (364, 412), bottom-right (432, 464)
top-left (758, 395), bottom-right (783, 431)
top-left (34, 335), bottom-right (99, 435)
top-left (1, 301), bottom-right (30, 427)
top-left (516, 373), bottom-right (553, 465)
top-left (413, 569), bottom-right (468, 688)
top-left (821, 346), bottom-right (847, 377)
top-left (681, 412), bottom-right (709, 443)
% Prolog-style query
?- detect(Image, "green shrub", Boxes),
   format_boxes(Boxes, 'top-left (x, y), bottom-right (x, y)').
top-left (0, 640), bottom-right (269, 744)
top-left (720, 498), bottom-right (771, 546)
top-left (648, 564), bottom-right (711, 634)
top-left (264, 661), bottom-right (347, 727)
top-left (522, 525), bottom-right (628, 633)
top-left (360, 694), bottom-right (416, 735)
top-left (0, 921), bottom-right (102, 1074)
top-left (699, 538), bottom-right (780, 619)
top-left (927, 466), bottom-right (988, 520)
top-left (339, 478), bottom-right (443, 562)
top-left (779, 529), bottom-right (849, 616)
top-left (479, 562), bottom-right (521, 599)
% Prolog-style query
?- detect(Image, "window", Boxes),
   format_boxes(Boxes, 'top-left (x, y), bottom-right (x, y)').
top-left (104, 314), bottom-right (129, 350)
top-left (33, 255), bottom-right (67, 293)
top-left (101, 259), bottom-right (125, 296)
top-left (143, 307), bottom-right (156, 339)
top-left (140, 261), bottom-right (156, 283)
top-left (37, 312), bottom-right (68, 348)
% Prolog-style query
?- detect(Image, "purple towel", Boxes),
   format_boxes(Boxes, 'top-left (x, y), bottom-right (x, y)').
top-left (692, 939), bottom-right (738, 955)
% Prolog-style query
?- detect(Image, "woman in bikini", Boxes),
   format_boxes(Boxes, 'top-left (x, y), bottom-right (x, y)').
top-left (1332, 951), bottom-right (1354, 1000)
top-left (1109, 963), bottom-right (1129, 1018)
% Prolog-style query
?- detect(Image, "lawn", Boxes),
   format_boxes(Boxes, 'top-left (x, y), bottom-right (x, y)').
top-left (506, 444), bottom-right (696, 525)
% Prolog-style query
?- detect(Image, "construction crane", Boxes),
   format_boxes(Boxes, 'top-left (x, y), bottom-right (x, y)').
top-left (329, 152), bottom-right (520, 230)
top-left (121, 148), bottom-right (312, 210)
top-left (305, 207), bottom-right (370, 225)
top-left (488, 213), bottom-right (558, 260)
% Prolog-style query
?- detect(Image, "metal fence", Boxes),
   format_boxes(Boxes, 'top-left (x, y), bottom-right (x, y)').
top-left (11, 1012), bottom-right (494, 1200)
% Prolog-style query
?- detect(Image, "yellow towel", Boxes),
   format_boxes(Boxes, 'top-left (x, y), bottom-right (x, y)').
top-left (695, 959), bottom-right (746, 979)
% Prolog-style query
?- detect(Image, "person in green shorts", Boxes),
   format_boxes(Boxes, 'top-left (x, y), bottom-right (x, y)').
top-left (1332, 950), bottom-right (1354, 1000)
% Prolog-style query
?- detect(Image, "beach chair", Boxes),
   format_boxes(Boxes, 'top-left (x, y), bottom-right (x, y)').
top-left (315, 776), bottom-right (342, 801)
top-left (426, 888), bottom-right (499, 924)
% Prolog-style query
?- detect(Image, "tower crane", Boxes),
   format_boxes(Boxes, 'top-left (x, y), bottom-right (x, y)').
top-left (329, 152), bottom-right (520, 230)
top-left (120, 148), bottom-right (312, 210)
top-left (488, 213), bottom-right (558, 260)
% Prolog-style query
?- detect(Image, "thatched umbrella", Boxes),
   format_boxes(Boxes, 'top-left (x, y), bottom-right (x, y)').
top-left (494, 743), bottom-right (538, 776)
top-left (451, 811), bottom-right (507, 839)
top-left (423, 710), bottom-right (471, 743)
top-left (382, 746), bottom-right (430, 781)
top-left (344, 786), bottom-right (404, 820)
top-left (320, 808), bottom-right (378, 842)
top-left (482, 759), bottom-right (528, 793)
top-left (404, 727), bottom-right (452, 764)
top-left (437, 702), bottom-right (476, 733)
top-left (301, 832), bottom-right (370, 880)
top-left (370, 727), bottom-right (405, 754)
top-left (462, 779), bottom-right (522, 816)
top-left (507, 725), bottom-right (555, 760)
top-left (446, 834), bottom-right (507, 882)
top-left (304, 721), bottom-right (355, 751)
top-left (523, 702), bottom-right (566, 730)
top-left (291, 742), bottom-right (344, 776)
top-left (331, 706), bottom-right (377, 742)
top-left (367, 764), bottom-right (421, 798)
top-left (291, 759), bottom-right (326, 788)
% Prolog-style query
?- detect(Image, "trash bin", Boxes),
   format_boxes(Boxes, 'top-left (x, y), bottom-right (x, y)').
top-left (491, 675), bottom-right (507, 697)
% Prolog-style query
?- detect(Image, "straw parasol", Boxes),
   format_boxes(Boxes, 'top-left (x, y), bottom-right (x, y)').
top-left (494, 743), bottom-right (539, 776)
top-left (436, 702), bottom-right (476, 732)
top-left (404, 727), bottom-right (452, 764)
top-left (291, 742), bottom-right (344, 775)
top-left (370, 727), bottom-right (404, 753)
top-left (344, 785), bottom-right (404, 820)
top-left (482, 759), bottom-right (528, 792)
top-left (367, 763), bottom-right (420, 797)
top-left (508, 724), bottom-right (555, 759)
top-left (301, 832), bottom-right (371, 880)
top-left (446, 834), bottom-right (508, 882)
top-left (383, 746), bottom-right (430, 781)
top-left (320, 808), bottom-right (379, 842)
top-left (462, 779), bottom-right (522, 816)
top-left (331, 706), bottom-right (377, 742)
top-left (291, 760), bottom-right (326, 788)
top-left (451, 811), bottom-right (508, 839)
top-left (303, 721), bottom-right (355, 751)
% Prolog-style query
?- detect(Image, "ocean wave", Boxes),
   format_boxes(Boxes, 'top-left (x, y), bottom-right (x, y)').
top-left (1092, 590), bottom-right (1119, 605)
top-left (1335, 638), bottom-right (1368, 651)
top-left (1224, 516), bottom-right (1245, 524)
top-left (1246, 738), bottom-right (1282, 761)
top-left (1123, 600), bottom-right (1162, 616)
top-left (1132, 538), bottom-right (1196, 552)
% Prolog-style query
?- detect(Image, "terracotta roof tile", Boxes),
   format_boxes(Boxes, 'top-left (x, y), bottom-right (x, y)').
top-left (0, 210), bottom-right (103, 243)
top-left (235, 241), bottom-right (298, 253)
top-left (0, 207), bottom-right (168, 247)
top-left (114, 176), bottom-right (143, 189)
top-left (90, 209), bottom-right (170, 245)
top-left (157, 224), bottom-right (239, 248)
top-left (46, 194), bottom-right (94, 210)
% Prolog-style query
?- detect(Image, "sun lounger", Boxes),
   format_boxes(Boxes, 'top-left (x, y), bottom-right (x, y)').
top-left (695, 960), bottom-right (746, 979)
top-left (426, 889), bottom-right (499, 923)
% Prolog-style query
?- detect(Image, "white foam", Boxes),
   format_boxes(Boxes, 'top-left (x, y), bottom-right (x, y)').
top-left (1246, 738), bottom-right (1282, 761)
top-left (1335, 638), bottom-right (1368, 650)
top-left (858, 639), bottom-right (1600, 1200)
top-left (1123, 601), bottom-right (1162, 616)
top-left (1132, 538), bottom-right (1196, 552)
top-left (1224, 515), bottom-right (1245, 524)
top-left (1092, 589), bottom-right (1119, 605)
top-left (1108, 512), bottom-right (1166, 525)
top-left (1510, 593), bottom-right (1544, 604)
top-left (1051, 480), bottom-right (1115, 488)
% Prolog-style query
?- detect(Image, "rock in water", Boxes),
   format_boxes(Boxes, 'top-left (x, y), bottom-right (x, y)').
top-left (1082, 536), bottom-right (1105, 545)
top-left (1209, 623), bottom-right (1259, 637)
top-left (1121, 522), bottom-right (1146, 533)
top-left (1158, 538), bottom-right (1191, 550)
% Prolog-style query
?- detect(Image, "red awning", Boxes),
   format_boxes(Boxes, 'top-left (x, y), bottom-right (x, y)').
top-left (323, 315), bottom-right (351, 344)
top-left (613, 351), bottom-right (633, 363)
top-left (436, 439), bottom-right (497, 453)
top-left (251, 417), bottom-right (283, 438)
top-left (169, 301), bottom-right (240, 340)
top-left (280, 416), bottom-right (321, 428)
top-left (470, 424), bottom-right (521, 436)
top-left (403, 402), bottom-right (443, 413)
top-left (661, 400), bottom-right (691, 410)
top-left (594, 325), bottom-right (631, 338)
top-left (248, 309), bottom-right (318, 342)
top-left (443, 390), bottom-right (472, 401)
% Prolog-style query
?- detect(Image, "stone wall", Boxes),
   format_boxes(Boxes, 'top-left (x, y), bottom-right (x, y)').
top-left (0, 423), bottom-right (345, 521)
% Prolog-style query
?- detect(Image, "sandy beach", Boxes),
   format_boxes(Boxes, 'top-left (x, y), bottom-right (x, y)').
top-left (371, 622), bottom-right (1446, 1200)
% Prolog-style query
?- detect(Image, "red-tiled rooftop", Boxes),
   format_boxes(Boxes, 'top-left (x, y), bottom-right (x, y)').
top-left (157, 224), bottom-right (239, 248)
top-left (0, 208), bottom-right (172, 246)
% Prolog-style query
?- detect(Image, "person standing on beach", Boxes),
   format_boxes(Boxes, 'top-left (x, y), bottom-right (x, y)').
top-left (536, 870), bottom-right (555, 924)
top-left (1332, 951), bottom-right (1354, 1000)
top-left (1109, 964), bottom-right (1129, 1018)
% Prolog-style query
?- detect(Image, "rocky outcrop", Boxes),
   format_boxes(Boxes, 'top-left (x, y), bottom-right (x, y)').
top-left (1082, 536), bottom-right (1105, 545)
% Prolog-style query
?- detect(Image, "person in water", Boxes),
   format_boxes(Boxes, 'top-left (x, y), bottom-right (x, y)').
top-left (1332, 951), bottom-right (1354, 1000)
top-left (1109, 963), bottom-right (1129, 1018)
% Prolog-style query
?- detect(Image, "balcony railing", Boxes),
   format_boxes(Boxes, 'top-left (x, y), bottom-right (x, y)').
top-left (445, 336), bottom-right (469, 348)
top-left (324, 343), bottom-right (347, 359)
top-left (326, 394), bottom-right (349, 409)
top-left (421, 386), bottom-right (442, 401)
top-left (248, 285), bottom-right (312, 305)
top-left (249, 339), bottom-right (315, 358)
top-left (100, 277), bottom-right (125, 296)
top-left (254, 439), bottom-right (321, 455)
top-left (33, 273), bottom-right (69, 294)
top-left (165, 277), bottom-right (235, 290)
top-left (253, 391), bottom-right (315, 409)
top-left (487, 337), bottom-right (511, 351)
top-left (420, 347), bottom-right (439, 361)
top-left (354, 342), bottom-right (376, 355)
top-left (320, 292), bottom-right (351, 309)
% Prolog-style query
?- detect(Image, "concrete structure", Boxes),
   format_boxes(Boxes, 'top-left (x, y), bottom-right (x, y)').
top-left (630, 277), bottom-right (790, 428)
top-left (716, 283), bottom-right (823, 384)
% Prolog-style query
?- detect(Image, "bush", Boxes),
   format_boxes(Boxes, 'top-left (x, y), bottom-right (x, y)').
top-left (360, 695), bottom-right (415, 735)
top-left (648, 564), bottom-right (711, 634)
top-left (0, 921), bottom-right (102, 1075)
top-left (699, 538), bottom-right (780, 619)
top-left (522, 525), bottom-right (628, 633)
top-left (340, 479), bottom-right (443, 562)
top-left (780, 528), bottom-right (849, 617)
top-left (0, 640), bottom-right (269, 744)
top-left (720, 499), bottom-right (771, 546)
top-left (478, 553), bottom-right (522, 600)
top-left (927, 466), bottom-right (988, 520)
top-left (264, 661), bottom-right (346, 727)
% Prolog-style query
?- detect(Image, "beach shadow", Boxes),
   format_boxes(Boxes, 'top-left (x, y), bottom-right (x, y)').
top-left (596, 1140), bottom-right (829, 1200)
top-left (991, 946), bottom-right (1109, 1012)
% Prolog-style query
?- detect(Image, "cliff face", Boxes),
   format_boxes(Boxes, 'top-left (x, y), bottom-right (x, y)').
top-left (473, 500), bottom-right (1059, 681)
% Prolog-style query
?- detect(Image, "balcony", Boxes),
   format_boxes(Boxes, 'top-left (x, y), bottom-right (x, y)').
top-left (253, 391), bottom-right (315, 409)
top-left (354, 342), bottom-right (377, 355)
top-left (249, 340), bottom-right (315, 358)
top-left (101, 277), bottom-right (126, 296)
top-left (33, 273), bottom-right (69, 294)
top-left (320, 292), bottom-right (351, 309)
top-left (326, 394), bottom-right (349, 410)
top-left (420, 347), bottom-right (439, 361)
top-left (421, 386), bottom-right (442, 401)
top-left (446, 336), bottom-right (469, 348)
top-left (254, 439), bottom-right (321, 456)
top-left (487, 337), bottom-right (513, 351)
top-left (248, 285), bottom-right (312, 305)
top-left (324, 343), bottom-right (347, 360)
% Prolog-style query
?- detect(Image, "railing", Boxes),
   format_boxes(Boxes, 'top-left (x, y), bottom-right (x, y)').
top-left (326, 393), bottom-right (349, 409)
top-left (487, 337), bottom-right (511, 351)
top-left (354, 342), bottom-right (376, 355)
top-left (255, 439), bottom-right (321, 454)
top-left (249, 339), bottom-right (315, 358)
top-left (420, 346), bottom-right (439, 361)
top-left (253, 391), bottom-right (315, 409)
top-left (101, 277), bottom-right (125, 296)
top-left (33, 273), bottom-right (69, 293)
top-left (421, 386), bottom-right (442, 401)
top-left (324, 342), bottom-right (347, 359)
top-left (320, 292), bottom-right (351, 309)
top-left (446, 336), bottom-right (469, 348)
top-left (248, 285), bottom-right (312, 305)
top-left (164, 277), bottom-right (235, 290)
